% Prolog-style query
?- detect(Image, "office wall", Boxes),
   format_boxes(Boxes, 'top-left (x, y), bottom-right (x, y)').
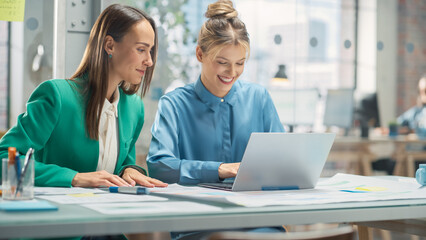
top-left (0, 22), bottom-right (8, 130)
top-left (9, 0), bottom-right (55, 127)
top-left (396, 0), bottom-right (426, 116)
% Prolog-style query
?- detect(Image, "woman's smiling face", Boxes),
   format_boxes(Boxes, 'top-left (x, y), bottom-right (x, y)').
top-left (197, 44), bottom-right (246, 98)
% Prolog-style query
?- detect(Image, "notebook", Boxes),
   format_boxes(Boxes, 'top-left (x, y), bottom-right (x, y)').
top-left (199, 132), bottom-right (336, 191)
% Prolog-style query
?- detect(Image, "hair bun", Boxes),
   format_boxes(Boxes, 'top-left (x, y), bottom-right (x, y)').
top-left (205, 0), bottom-right (238, 20)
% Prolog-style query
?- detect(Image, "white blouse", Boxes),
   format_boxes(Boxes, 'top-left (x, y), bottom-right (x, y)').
top-left (97, 88), bottom-right (119, 173)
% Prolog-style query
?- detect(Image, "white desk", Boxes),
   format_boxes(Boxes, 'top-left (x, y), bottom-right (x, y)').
top-left (1, 195), bottom-right (426, 239)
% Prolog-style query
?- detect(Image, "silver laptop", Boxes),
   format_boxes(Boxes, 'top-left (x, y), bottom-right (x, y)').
top-left (199, 132), bottom-right (336, 191)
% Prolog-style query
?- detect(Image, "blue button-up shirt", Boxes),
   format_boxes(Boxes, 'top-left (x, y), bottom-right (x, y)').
top-left (147, 77), bottom-right (284, 184)
top-left (397, 106), bottom-right (426, 130)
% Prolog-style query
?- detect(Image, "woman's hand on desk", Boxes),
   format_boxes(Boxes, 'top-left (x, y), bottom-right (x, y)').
top-left (72, 170), bottom-right (131, 187)
top-left (218, 162), bottom-right (240, 179)
top-left (122, 168), bottom-right (168, 188)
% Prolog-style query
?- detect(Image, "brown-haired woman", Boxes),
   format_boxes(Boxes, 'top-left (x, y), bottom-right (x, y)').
top-left (0, 4), bottom-right (167, 188)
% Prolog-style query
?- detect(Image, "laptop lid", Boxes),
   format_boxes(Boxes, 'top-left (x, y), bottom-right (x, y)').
top-left (231, 132), bottom-right (335, 191)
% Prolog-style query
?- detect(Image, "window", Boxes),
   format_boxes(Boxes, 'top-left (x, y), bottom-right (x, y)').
top-left (136, 0), bottom-right (358, 151)
top-left (237, 0), bottom-right (356, 131)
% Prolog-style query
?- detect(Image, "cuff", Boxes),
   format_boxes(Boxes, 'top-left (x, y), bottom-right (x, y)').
top-left (201, 161), bottom-right (222, 183)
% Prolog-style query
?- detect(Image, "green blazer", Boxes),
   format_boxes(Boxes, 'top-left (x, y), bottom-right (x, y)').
top-left (0, 79), bottom-right (146, 187)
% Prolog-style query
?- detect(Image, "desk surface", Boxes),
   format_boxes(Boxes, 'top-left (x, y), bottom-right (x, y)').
top-left (1, 194), bottom-right (426, 239)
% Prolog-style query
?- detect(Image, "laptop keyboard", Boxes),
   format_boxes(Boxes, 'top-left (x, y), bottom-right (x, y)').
top-left (198, 182), bottom-right (234, 190)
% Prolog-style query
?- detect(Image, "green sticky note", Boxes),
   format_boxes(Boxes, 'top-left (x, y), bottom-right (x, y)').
top-left (0, 0), bottom-right (26, 22)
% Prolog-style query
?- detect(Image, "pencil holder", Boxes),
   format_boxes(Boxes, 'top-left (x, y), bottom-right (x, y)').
top-left (2, 156), bottom-right (34, 200)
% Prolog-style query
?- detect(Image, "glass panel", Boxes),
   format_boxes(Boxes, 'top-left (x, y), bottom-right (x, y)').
top-left (0, 22), bottom-right (8, 130)
top-left (236, 0), bottom-right (356, 130)
top-left (131, 0), bottom-right (357, 145)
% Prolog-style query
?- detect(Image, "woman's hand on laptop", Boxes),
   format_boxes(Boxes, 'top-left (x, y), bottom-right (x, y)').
top-left (218, 162), bottom-right (240, 179)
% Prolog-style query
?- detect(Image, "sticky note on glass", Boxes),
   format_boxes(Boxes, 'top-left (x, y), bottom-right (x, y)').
top-left (0, 0), bottom-right (26, 22)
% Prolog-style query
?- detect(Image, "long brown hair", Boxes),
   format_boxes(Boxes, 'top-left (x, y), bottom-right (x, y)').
top-left (71, 4), bottom-right (158, 140)
top-left (198, 0), bottom-right (250, 59)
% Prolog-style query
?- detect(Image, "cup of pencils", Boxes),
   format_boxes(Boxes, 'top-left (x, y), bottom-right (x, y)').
top-left (2, 147), bottom-right (35, 200)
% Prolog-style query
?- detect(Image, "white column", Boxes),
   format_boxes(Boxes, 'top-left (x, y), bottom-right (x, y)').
top-left (376, 0), bottom-right (398, 126)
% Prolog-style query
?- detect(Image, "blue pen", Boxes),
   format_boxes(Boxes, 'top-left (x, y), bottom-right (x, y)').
top-left (109, 186), bottom-right (150, 195)
top-left (14, 148), bottom-right (34, 198)
top-left (340, 190), bottom-right (367, 193)
top-left (15, 153), bottom-right (21, 180)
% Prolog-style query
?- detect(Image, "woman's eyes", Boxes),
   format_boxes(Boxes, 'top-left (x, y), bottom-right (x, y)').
top-left (137, 48), bottom-right (145, 53)
top-left (217, 62), bottom-right (245, 66)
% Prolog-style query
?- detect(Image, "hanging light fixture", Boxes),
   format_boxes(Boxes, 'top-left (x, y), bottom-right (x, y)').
top-left (272, 64), bottom-right (288, 82)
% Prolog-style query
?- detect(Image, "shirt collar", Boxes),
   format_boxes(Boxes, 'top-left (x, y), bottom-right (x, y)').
top-left (102, 87), bottom-right (120, 117)
top-left (194, 76), bottom-right (238, 112)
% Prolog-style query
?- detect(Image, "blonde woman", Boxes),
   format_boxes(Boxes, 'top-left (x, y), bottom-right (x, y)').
top-left (148, 0), bottom-right (283, 186)
top-left (147, 0), bottom-right (284, 239)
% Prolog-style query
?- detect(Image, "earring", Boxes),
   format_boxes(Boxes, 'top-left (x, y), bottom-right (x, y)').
top-left (108, 54), bottom-right (112, 59)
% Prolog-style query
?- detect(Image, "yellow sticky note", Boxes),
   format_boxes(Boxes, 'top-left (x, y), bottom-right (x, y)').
top-left (0, 0), bottom-right (26, 22)
top-left (67, 193), bottom-right (99, 198)
top-left (355, 186), bottom-right (387, 192)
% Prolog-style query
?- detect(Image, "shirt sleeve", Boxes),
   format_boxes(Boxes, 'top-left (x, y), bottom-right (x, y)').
top-left (397, 107), bottom-right (417, 130)
top-left (0, 81), bottom-right (78, 187)
top-left (147, 96), bottom-right (221, 184)
top-left (262, 88), bottom-right (285, 132)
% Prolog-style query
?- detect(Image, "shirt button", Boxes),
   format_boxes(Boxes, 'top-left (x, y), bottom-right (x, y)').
top-left (221, 99), bottom-right (224, 102)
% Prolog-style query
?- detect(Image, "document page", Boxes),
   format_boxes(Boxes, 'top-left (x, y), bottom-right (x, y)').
top-left (37, 192), bottom-right (167, 204)
top-left (149, 174), bottom-right (426, 207)
top-left (34, 187), bottom-right (106, 195)
top-left (82, 201), bottom-right (222, 215)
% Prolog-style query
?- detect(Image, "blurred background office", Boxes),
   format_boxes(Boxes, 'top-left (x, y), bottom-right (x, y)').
top-left (0, 0), bottom-right (425, 175)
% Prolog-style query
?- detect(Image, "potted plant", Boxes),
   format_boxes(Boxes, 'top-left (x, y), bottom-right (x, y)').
top-left (388, 121), bottom-right (398, 138)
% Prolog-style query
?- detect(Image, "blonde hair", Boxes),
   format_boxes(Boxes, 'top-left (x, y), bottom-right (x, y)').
top-left (198, 0), bottom-right (250, 59)
top-left (71, 4), bottom-right (158, 140)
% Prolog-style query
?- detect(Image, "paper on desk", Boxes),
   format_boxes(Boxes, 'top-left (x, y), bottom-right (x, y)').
top-left (34, 187), bottom-right (106, 195)
top-left (82, 201), bottom-right (222, 215)
top-left (150, 184), bottom-right (238, 202)
top-left (150, 184), bottom-right (338, 207)
top-left (317, 173), bottom-right (423, 191)
top-left (149, 174), bottom-right (426, 207)
top-left (37, 192), bottom-right (167, 204)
